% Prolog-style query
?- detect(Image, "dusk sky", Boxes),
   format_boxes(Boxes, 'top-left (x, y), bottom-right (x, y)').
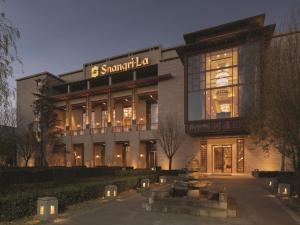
top-left (3, 0), bottom-right (300, 85)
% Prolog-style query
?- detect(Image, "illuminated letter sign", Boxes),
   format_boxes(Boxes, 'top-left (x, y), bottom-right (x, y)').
top-left (91, 66), bottom-right (99, 77)
top-left (91, 57), bottom-right (149, 77)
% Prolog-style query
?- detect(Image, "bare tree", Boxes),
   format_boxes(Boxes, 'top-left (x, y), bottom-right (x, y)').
top-left (0, 3), bottom-right (21, 125)
top-left (250, 9), bottom-right (300, 171)
top-left (16, 123), bottom-right (38, 167)
top-left (155, 114), bottom-right (185, 170)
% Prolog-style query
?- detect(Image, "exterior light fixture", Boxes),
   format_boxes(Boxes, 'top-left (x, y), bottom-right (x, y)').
top-left (151, 167), bottom-right (156, 171)
top-left (278, 183), bottom-right (290, 197)
top-left (95, 155), bottom-right (100, 159)
top-left (140, 154), bottom-right (144, 157)
top-left (37, 197), bottom-right (58, 221)
top-left (267, 179), bottom-right (278, 193)
top-left (117, 154), bottom-right (121, 158)
top-left (76, 155), bottom-right (81, 159)
top-left (104, 185), bottom-right (118, 198)
top-left (141, 178), bottom-right (150, 189)
top-left (159, 176), bottom-right (166, 184)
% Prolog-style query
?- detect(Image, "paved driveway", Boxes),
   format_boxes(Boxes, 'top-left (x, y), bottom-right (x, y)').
top-left (51, 176), bottom-right (299, 225)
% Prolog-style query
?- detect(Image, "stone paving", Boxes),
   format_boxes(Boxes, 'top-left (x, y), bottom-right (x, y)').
top-left (50, 175), bottom-right (300, 225)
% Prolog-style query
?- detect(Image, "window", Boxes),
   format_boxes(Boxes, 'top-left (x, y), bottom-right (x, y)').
top-left (150, 103), bottom-right (158, 129)
top-left (123, 107), bottom-right (132, 131)
top-left (187, 48), bottom-right (240, 120)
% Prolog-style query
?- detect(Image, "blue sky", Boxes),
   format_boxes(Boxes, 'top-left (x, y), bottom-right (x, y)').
top-left (3, 0), bottom-right (299, 85)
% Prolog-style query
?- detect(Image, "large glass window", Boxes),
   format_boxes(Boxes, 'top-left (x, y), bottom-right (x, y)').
top-left (123, 107), bottom-right (132, 131)
top-left (188, 48), bottom-right (240, 120)
top-left (150, 103), bottom-right (158, 129)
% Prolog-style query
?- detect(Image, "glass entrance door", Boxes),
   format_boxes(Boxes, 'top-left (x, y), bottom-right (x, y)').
top-left (213, 145), bottom-right (232, 173)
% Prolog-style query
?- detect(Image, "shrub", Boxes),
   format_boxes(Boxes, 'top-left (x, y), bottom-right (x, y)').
top-left (0, 174), bottom-right (158, 222)
top-left (0, 167), bottom-right (157, 185)
top-left (251, 170), bottom-right (295, 178)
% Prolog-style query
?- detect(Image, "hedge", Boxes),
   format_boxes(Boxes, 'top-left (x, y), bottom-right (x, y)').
top-left (0, 174), bottom-right (158, 221)
top-left (252, 170), bottom-right (295, 178)
top-left (0, 167), bottom-right (157, 185)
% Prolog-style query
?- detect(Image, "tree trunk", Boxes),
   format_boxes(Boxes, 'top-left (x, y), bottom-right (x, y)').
top-left (39, 125), bottom-right (48, 167)
top-left (25, 158), bottom-right (29, 167)
top-left (168, 157), bottom-right (172, 170)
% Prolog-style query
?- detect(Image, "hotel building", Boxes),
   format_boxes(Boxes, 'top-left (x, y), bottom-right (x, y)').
top-left (16, 14), bottom-right (286, 173)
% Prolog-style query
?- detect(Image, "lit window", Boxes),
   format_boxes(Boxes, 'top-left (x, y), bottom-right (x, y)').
top-left (187, 48), bottom-right (239, 120)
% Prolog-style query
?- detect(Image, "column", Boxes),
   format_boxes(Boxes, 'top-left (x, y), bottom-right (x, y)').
top-left (65, 101), bottom-right (70, 130)
top-left (85, 96), bottom-right (91, 129)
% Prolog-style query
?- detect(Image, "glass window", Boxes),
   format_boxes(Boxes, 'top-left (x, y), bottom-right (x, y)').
top-left (187, 48), bottom-right (240, 121)
top-left (188, 91), bottom-right (205, 120)
top-left (123, 107), bottom-right (132, 126)
top-left (150, 103), bottom-right (158, 126)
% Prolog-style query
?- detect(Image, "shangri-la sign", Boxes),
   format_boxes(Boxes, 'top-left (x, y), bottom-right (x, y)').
top-left (91, 57), bottom-right (149, 77)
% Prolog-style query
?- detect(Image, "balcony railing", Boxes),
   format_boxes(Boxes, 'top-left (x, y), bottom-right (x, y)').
top-left (112, 125), bottom-right (132, 133)
top-left (91, 127), bottom-right (107, 134)
top-left (70, 129), bottom-right (84, 136)
top-left (66, 123), bottom-right (158, 136)
top-left (186, 117), bottom-right (248, 136)
top-left (136, 123), bottom-right (158, 131)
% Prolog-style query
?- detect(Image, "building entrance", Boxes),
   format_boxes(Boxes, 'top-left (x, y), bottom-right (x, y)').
top-left (213, 145), bottom-right (232, 173)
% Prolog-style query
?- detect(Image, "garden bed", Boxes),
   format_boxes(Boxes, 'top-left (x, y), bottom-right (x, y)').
top-left (0, 174), bottom-right (158, 221)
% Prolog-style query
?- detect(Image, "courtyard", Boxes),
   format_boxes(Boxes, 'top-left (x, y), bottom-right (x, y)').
top-left (49, 176), bottom-right (299, 225)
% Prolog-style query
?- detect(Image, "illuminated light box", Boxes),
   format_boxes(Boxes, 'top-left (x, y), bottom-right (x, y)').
top-left (104, 185), bottom-right (118, 198)
top-left (37, 197), bottom-right (58, 221)
top-left (159, 176), bottom-right (167, 184)
top-left (267, 179), bottom-right (278, 193)
top-left (278, 183), bottom-right (290, 197)
top-left (141, 179), bottom-right (150, 189)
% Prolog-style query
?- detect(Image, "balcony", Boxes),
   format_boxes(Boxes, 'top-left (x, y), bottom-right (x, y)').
top-left (136, 123), bottom-right (158, 131)
top-left (91, 127), bottom-right (107, 135)
top-left (70, 129), bottom-right (84, 136)
top-left (186, 117), bottom-right (248, 136)
top-left (112, 125), bottom-right (132, 133)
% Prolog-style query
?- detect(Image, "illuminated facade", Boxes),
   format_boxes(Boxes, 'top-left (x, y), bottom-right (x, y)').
top-left (16, 14), bottom-right (287, 173)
